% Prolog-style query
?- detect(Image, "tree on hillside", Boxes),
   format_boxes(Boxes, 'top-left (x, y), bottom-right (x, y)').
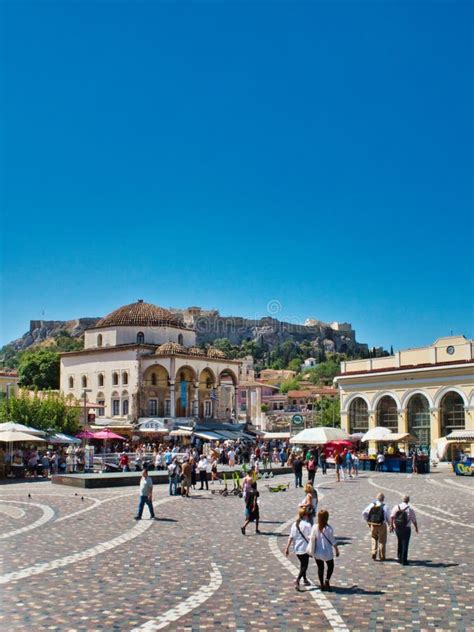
top-left (0, 390), bottom-right (81, 434)
top-left (314, 398), bottom-right (341, 427)
top-left (18, 350), bottom-right (60, 390)
top-left (307, 359), bottom-right (341, 385)
top-left (288, 358), bottom-right (302, 372)
top-left (280, 378), bottom-right (300, 393)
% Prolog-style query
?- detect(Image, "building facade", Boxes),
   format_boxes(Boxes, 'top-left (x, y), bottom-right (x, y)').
top-left (335, 336), bottom-right (474, 454)
top-left (60, 300), bottom-right (241, 426)
top-left (0, 372), bottom-right (19, 401)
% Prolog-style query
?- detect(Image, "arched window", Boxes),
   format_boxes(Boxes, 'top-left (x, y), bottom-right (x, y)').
top-left (112, 372), bottom-right (119, 386)
top-left (81, 375), bottom-right (88, 388)
top-left (137, 332), bottom-right (145, 344)
top-left (151, 372), bottom-right (157, 386)
top-left (178, 333), bottom-right (184, 345)
top-left (98, 373), bottom-right (104, 387)
top-left (97, 334), bottom-right (103, 347)
top-left (440, 392), bottom-right (465, 435)
top-left (376, 395), bottom-right (398, 430)
top-left (122, 399), bottom-right (129, 416)
top-left (68, 376), bottom-right (74, 389)
top-left (348, 398), bottom-right (369, 434)
top-left (122, 372), bottom-right (128, 385)
top-left (407, 394), bottom-right (430, 447)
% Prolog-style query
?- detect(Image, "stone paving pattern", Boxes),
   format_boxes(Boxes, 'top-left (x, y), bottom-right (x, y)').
top-left (0, 466), bottom-right (473, 631)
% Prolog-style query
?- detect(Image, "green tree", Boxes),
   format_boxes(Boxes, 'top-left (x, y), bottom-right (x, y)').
top-left (288, 358), bottom-right (302, 372)
top-left (18, 350), bottom-right (60, 389)
top-left (280, 378), bottom-right (300, 393)
top-left (0, 390), bottom-right (81, 434)
top-left (313, 398), bottom-right (341, 427)
top-left (307, 359), bottom-right (341, 385)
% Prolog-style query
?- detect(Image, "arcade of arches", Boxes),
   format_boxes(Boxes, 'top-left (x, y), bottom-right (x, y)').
top-left (345, 388), bottom-right (471, 451)
top-left (140, 365), bottom-right (237, 420)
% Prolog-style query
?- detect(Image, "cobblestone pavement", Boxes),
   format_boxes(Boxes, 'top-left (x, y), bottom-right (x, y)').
top-left (1, 467), bottom-right (473, 631)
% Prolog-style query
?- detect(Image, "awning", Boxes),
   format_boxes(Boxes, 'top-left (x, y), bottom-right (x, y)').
top-left (263, 432), bottom-right (291, 439)
top-left (194, 431), bottom-right (224, 441)
top-left (169, 429), bottom-right (193, 437)
top-left (290, 427), bottom-right (350, 445)
top-left (446, 430), bottom-right (474, 442)
top-left (376, 433), bottom-right (418, 443)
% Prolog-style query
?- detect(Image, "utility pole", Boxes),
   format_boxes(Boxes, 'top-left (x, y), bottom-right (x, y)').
top-left (83, 389), bottom-right (92, 428)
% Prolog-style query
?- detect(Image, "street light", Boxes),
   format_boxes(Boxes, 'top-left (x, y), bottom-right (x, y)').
top-left (82, 389), bottom-right (92, 428)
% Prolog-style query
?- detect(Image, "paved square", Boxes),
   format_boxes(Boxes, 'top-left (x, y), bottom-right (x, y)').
top-left (1, 467), bottom-right (473, 631)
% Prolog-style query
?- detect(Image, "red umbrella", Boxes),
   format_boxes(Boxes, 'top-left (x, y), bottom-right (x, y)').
top-left (76, 430), bottom-right (95, 439)
top-left (92, 429), bottom-right (126, 440)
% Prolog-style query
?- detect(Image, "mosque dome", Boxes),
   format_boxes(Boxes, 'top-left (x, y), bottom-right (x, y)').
top-left (95, 300), bottom-right (183, 329)
top-left (155, 342), bottom-right (188, 356)
top-left (207, 347), bottom-right (227, 359)
top-left (187, 346), bottom-right (207, 357)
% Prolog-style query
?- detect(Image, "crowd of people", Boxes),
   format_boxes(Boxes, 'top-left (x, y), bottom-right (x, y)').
top-left (0, 445), bottom-right (86, 478)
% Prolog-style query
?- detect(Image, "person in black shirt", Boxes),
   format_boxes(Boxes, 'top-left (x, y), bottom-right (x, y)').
top-left (293, 455), bottom-right (304, 487)
top-left (241, 481), bottom-right (260, 535)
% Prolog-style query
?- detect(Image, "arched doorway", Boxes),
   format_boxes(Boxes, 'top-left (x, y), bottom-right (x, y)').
top-left (440, 391), bottom-right (465, 436)
top-left (376, 395), bottom-right (398, 430)
top-left (348, 397), bottom-right (369, 434)
top-left (198, 368), bottom-right (215, 418)
top-left (218, 369), bottom-right (238, 420)
top-left (142, 365), bottom-right (169, 417)
top-left (175, 367), bottom-right (197, 417)
top-left (407, 394), bottom-right (430, 448)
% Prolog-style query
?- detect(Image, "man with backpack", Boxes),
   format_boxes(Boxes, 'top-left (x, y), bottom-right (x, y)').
top-left (390, 495), bottom-right (419, 565)
top-left (362, 492), bottom-right (391, 560)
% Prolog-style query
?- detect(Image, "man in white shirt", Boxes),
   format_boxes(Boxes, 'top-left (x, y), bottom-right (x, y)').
top-left (390, 495), bottom-right (419, 565)
top-left (362, 492), bottom-right (391, 561)
top-left (134, 470), bottom-right (156, 520)
top-left (197, 455), bottom-right (209, 490)
top-left (375, 452), bottom-right (385, 472)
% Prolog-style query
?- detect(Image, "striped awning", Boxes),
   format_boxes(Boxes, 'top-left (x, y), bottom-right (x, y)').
top-left (446, 430), bottom-right (474, 442)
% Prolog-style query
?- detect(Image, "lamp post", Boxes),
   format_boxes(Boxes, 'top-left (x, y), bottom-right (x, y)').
top-left (82, 389), bottom-right (92, 428)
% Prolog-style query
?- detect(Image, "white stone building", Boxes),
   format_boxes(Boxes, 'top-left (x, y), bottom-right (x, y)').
top-left (60, 300), bottom-right (241, 427)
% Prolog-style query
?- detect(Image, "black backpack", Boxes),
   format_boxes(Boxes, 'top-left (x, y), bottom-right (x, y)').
top-left (367, 503), bottom-right (384, 525)
top-left (394, 505), bottom-right (409, 528)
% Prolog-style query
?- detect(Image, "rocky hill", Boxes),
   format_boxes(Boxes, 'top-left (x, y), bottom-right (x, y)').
top-left (1, 309), bottom-right (374, 368)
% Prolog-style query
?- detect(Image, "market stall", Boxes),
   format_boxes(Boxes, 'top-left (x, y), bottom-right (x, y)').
top-left (447, 430), bottom-right (474, 476)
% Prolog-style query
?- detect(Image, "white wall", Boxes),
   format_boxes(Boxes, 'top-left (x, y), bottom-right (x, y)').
top-left (84, 325), bottom-right (196, 349)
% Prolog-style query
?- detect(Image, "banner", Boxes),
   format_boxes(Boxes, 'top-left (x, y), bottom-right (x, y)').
top-left (180, 379), bottom-right (188, 410)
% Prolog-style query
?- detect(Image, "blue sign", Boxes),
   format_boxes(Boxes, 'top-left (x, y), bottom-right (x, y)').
top-left (180, 379), bottom-right (188, 409)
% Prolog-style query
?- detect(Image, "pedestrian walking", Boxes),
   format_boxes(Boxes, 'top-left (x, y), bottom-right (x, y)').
top-left (299, 482), bottom-right (318, 521)
top-left (375, 451), bottom-right (385, 472)
top-left (285, 507), bottom-right (312, 591)
top-left (319, 451), bottom-right (327, 475)
top-left (390, 495), bottom-right (419, 565)
top-left (352, 452), bottom-right (360, 477)
top-left (307, 509), bottom-right (339, 591)
top-left (167, 457), bottom-right (179, 496)
top-left (293, 454), bottom-right (304, 488)
top-left (345, 450), bottom-right (354, 478)
top-left (362, 492), bottom-right (391, 561)
top-left (134, 470), bottom-right (156, 520)
top-left (334, 452), bottom-right (344, 482)
top-left (181, 458), bottom-right (192, 497)
top-left (198, 454), bottom-right (209, 490)
top-left (306, 455), bottom-right (317, 484)
top-left (241, 481), bottom-right (260, 535)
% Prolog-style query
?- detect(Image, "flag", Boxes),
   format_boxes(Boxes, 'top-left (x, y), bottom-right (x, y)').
top-left (210, 390), bottom-right (217, 401)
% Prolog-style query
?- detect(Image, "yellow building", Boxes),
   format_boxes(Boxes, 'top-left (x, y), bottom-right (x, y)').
top-left (335, 336), bottom-right (474, 456)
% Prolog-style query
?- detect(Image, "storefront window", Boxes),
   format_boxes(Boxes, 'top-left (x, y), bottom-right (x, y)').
top-left (349, 397), bottom-right (369, 434)
top-left (376, 395), bottom-right (398, 430)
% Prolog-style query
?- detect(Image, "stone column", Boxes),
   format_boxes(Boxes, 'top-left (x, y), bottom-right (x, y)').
top-left (169, 382), bottom-right (176, 418)
top-left (367, 409), bottom-right (377, 455)
top-left (255, 386), bottom-right (262, 428)
top-left (340, 410), bottom-right (349, 434)
top-left (430, 407), bottom-right (440, 445)
top-left (246, 388), bottom-right (251, 423)
top-left (212, 383), bottom-right (219, 419)
top-left (192, 382), bottom-right (199, 417)
top-left (398, 408), bottom-right (408, 434)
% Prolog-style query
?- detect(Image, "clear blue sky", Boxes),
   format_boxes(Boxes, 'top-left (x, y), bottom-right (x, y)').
top-left (1, 1), bottom-right (473, 350)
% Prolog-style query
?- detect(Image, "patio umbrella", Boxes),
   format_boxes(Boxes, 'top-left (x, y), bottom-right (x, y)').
top-left (289, 427), bottom-right (350, 445)
top-left (361, 427), bottom-right (393, 442)
top-left (0, 422), bottom-right (45, 435)
top-left (93, 429), bottom-right (126, 440)
top-left (76, 430), bottom-right (96, 439)
top-left (0, 430), bottom-right (46, 443)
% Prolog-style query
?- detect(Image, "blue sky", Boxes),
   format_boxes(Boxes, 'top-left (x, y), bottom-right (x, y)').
top-left (1, 1), bottom-right (473, 350)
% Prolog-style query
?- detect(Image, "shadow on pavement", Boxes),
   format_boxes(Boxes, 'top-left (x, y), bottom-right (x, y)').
top-left (329, 585), bottom-right (385, 596)
top-left (156, 517), bottom-right (178, 522)
top-left (406, 560), bottom-right (459, 568)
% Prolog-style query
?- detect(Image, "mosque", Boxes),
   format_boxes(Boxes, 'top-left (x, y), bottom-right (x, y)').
top-left (59, 300), bottom-right (241, 428)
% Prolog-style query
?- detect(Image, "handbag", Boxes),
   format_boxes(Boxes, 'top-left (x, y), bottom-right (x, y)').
top-left (322, 528), bottom-right (339, 557)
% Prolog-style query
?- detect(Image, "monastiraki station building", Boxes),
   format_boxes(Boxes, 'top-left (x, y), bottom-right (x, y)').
top-left (59, 300), bottom-right (241, 430)
top-left (335, 336), bottom-right (474, 457)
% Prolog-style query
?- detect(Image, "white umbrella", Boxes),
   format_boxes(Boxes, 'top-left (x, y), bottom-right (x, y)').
top-left (361, 427), bottom-right (393, 442)
top-left (289, 427), bottom-right (350, 445)
top-left (0, 430), bottom-right (46, 443)
top-left (0, 422), bottom-right (45, 435)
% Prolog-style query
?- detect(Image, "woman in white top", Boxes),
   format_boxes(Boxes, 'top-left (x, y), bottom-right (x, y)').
top-left (285, 507), bottom-right (313, 590)
top-left (308, 509), bottom-right (339, 591)
top-left (299, 482), bottom-right (318, 522)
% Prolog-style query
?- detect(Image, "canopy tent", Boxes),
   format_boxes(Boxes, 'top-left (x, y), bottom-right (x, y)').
top-left (262, 432), bottom-right (291, 440)
top-left (46, 432), bottom-right (81, 445)
top-left (349, 432), bottom-right (365, 441)
top-left (0, 422), bottom-right (45, 435)
top-left (194, 430), bottom-right (224, 441)
top-left (446, 430), bottom-right (474, 442)
top-left (138, 427), bottom-right (170, 434)
top-left (0, 430), bottom-right (46, 443)
top-left (361, 427), bottom-right (393, 442)
top-left (289, 427), bottom-right (350, 445)
top-left (169, 428), bottom-right (193, 437)
top-left (76, 430), bottom-right (95, 439)
top-left (376, 432), bottom-right (418, 444)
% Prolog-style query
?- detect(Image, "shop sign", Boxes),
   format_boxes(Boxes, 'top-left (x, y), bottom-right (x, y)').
top-left (454, 462), bottom-right (473, 476)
